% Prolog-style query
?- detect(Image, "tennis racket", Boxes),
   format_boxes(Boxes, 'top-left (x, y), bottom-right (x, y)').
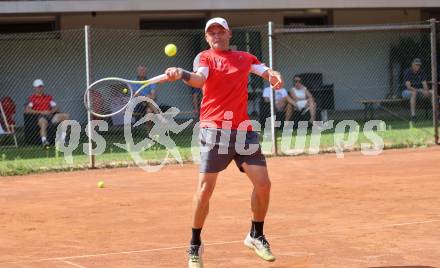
top-left (84, 74), bottom-right (167, 118)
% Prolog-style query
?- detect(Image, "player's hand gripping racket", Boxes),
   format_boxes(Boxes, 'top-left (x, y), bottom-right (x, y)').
top-left (84, 74), bottom-right (167, 118)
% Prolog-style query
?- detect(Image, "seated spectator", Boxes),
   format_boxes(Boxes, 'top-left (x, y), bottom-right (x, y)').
top-left (290, 75), bottom-right (318, 124)
top-left (24, 79), bottom-right (70, 147)
top-left (262, 85), bottom-right (295, 121)
top-left (401, 58), bottom-right (431, 122)
top-left (0, 96), bottom-right (16, 133)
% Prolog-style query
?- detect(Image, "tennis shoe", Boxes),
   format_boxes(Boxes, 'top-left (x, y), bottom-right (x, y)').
top-left (244, 233), bottom-right (276, 262)
top-left (188, 243), bottom-right (203, 268)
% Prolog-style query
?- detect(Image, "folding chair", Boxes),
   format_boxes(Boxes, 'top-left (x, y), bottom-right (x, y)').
top-left (0, 102), bottom-right (18, 147)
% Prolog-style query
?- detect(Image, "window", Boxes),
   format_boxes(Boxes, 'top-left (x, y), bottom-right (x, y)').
top-left (0, 19), bottom-right (58, 34)
top-left (284, 11), bottom-right (332, 26)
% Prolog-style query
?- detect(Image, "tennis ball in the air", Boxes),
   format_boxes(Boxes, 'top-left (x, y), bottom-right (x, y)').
top-left (164, 44), bottom-right (177, 57)
top-left (97, 181), bottom-right (105, 188)
top-left (122, 88), bottom-right (129, 94)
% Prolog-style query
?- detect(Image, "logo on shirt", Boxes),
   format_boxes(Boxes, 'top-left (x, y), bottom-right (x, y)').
top-left (214, 57), bottom-right (224, 69)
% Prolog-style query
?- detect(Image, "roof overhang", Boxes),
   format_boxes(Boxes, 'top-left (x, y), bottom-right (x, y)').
top-left (1, 0), bottom-right (440, 14)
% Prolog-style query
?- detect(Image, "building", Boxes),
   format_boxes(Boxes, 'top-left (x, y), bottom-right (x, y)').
top-left (1, 1), bottom-right (440, 32)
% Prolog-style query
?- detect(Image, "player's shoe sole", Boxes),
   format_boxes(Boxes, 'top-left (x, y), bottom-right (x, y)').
top-left (244, 233), bottom-right (276, 262)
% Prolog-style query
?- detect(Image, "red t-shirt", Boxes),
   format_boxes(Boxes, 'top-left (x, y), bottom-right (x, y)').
top-left (28, 94), bottom-right (54, 111)
top-left (198, 49), bottom-right (262, 130)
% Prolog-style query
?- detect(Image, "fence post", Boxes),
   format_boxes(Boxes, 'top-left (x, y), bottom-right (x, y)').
top-left (268, 21), bottom-right (278, 155)
top-left (430, 19), bottom-right (439, 145)
top-left (85, 25), bottom-right (96, 168)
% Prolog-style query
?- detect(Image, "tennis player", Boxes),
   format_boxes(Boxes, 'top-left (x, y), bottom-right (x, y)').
top-left (165, 17), bottom-right (283, 268)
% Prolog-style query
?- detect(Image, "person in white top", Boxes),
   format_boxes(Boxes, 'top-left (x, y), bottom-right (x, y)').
top-left (262, 86), bottom-right (296, 121)
top-left (290, 75), bottom-right (317, 123)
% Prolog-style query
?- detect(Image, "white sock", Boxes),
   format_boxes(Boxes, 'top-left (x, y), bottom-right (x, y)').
top-left (41, 136), bottom-right (47, 143)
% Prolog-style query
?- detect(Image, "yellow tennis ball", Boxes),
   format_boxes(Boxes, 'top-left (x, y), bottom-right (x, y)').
top-left (164, 44), bottom-right (177, 57)
top-left (122, 88), bottom-right (129, 94)
top-left (97, 181), bottom-right (105, 188)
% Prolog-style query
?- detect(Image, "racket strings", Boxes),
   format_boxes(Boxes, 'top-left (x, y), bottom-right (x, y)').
top-left (86, 80), bottom-right (132, 116)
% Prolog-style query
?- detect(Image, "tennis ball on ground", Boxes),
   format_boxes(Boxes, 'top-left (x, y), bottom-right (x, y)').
top-left (164, 44), bottom-right (177, 57)
top-left (97, 181), bottom-right (105, 188)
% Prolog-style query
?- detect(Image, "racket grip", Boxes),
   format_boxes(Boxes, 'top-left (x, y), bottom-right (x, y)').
top-left (149, 74), bottom-right (168, 84)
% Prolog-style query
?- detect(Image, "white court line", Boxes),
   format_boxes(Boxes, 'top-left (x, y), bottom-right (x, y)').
top-left (0, 240), bottom-right (243, 265)
top-left (365, 254), bottom-right (391, 259)
top-left (63, 260), bottom-right (86, 268)
top-left (336, 257), bottom-right (370, 263)
top-left (278, 252), bottom-right (315, 257)
top-left (1, 218), bottom-right (439, 265)
top-left (383, 219), bottom-right (440, 227)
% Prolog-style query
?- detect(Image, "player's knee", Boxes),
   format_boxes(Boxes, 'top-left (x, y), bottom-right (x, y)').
top-left (196, 191), bottom-right (211, 205)
top-left (255, 178), bottom-right (271, 193)
top-left (197, 181), bottom-right (215, 202)
top-left (199, 182), bottom-right (215, 195)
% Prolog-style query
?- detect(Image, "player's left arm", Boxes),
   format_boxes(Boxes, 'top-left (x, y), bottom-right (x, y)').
top-left (250, 60), bottom-right (284, 89)
top-left (261, 69), bottom-right (284, 89)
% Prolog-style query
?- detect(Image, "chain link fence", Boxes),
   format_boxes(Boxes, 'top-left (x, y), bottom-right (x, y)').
top-left (270, 21), bottom-right (439, 155)
top-left (0, 29), bottom-right (90, 174)
top-left (0, 22), bottom-right (438, 175)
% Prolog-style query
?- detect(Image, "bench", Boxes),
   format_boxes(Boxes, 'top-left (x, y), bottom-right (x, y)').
top-left (356, 97), bottom-right (434, 120)
top-left (356, 98), bottom-right (407, 120)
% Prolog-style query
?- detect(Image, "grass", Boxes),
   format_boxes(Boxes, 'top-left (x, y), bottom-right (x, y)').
top-left (0, 119), bottom-right (437, 176)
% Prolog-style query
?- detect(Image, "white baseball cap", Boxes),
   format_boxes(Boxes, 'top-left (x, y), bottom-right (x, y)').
top-left (205, 17), bottom-right (229, 32)
top-left (33, 79), bottom-right (44, 87)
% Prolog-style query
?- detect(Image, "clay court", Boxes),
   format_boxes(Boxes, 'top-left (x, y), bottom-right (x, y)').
top-left (1, 147), bottom-right (439, 268)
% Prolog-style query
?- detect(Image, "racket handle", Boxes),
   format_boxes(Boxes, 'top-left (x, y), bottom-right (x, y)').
top-left (149, 74), bottom-right (168, 84)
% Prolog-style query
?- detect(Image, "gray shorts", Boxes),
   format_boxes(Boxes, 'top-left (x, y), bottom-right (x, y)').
top-left (199, 128), bottom-right (266, 173)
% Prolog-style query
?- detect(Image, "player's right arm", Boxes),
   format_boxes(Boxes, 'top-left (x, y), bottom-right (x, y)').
top-left (165, 67), bottom-right (206, 88)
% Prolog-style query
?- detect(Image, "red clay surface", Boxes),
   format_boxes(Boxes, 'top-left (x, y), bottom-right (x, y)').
top-left (1, 147), bottom-right (440, 268)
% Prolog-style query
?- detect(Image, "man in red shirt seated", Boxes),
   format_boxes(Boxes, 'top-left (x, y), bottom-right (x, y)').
top-left (24, 79), bottom-right (70, 147)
